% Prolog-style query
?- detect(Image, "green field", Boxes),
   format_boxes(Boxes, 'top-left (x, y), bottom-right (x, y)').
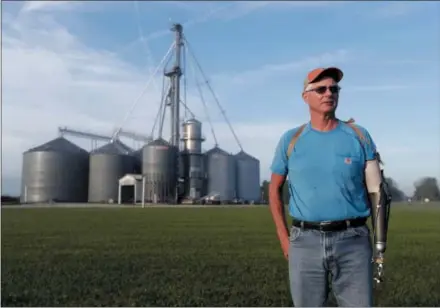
top-left (2, 204), bottom-right (440, 307)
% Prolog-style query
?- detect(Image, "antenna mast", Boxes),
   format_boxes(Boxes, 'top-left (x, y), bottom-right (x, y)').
top-left (165, 23), bottom-right (184, 148)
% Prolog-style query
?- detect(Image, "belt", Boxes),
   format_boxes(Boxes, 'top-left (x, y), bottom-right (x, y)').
top-left (292, 217), bottom-right (367, 232)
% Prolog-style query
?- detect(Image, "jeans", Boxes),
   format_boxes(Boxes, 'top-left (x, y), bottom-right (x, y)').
top-left (288, 224), bottom-right (373, 307)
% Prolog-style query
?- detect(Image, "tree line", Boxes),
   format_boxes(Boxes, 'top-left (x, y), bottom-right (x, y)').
top-left (260, 176), bottom-right (440, 204)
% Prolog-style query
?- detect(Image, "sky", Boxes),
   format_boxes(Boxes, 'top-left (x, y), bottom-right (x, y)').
top-left (2, 0), bottom-right (440, 197)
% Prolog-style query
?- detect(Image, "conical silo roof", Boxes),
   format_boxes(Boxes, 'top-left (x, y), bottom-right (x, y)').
top-left (91, 139), bottom-right (133, 155)
top-left (26, 137), bottom-right (88, 154)
top-left (205, 146), bottom-right (229, 156)
top-left (148, 138), bottom-right (172, 147)
top-left (235, 150), bottom-right (258, 161)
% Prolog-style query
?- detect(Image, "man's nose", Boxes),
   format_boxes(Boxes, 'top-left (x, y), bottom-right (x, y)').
top-left (323, 88), bottom-right (333, 96)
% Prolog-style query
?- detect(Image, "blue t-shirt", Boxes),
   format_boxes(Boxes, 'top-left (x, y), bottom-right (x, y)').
top-left (270, 120), bottom-right (377, 222)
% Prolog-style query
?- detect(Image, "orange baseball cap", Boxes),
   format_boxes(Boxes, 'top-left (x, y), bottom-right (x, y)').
top-left (303, 67), bottom-right (343, 90)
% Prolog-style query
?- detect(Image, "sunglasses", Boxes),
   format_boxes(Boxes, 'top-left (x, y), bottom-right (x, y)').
top-left (305, 85), bottom-right (341, 95)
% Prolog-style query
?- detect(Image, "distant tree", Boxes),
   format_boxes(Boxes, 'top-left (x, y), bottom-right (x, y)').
top-left (260, 180), bottom-right (269, 202)
top-left (261, 176), bottom-right (409, 204)
top-left (1, 195), bottom-right (20, 205)
top-left (412, 177), bottom-right (440, 201)
top-left (260, 179), bottom-right (290, 204)
top-left (385, 177), bottom-right (406, 202)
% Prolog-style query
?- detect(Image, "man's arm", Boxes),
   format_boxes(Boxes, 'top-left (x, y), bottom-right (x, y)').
top-left (362, 128), bottom-right (390, 255)
top-left (268, 131), bottom-right (290, 259)
top-left (269, 173), bottom-right (290, 259)
top-left (365, 159), bottom-right (382, 217)
top-left (361, 127), bottom-right (381, 214)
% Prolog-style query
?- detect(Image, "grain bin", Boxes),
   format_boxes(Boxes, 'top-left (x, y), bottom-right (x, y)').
top-left (142, 138), bottom-right (178, 203)
top-left (182, 118), bottom-right (203, 154)
top-left (181, 118), bottom-right (205, 199)
top-left (20, 137), bottom-right (89, 203)
top-left (88, 140), bottom-right (138, 203)
top-left (204, 146), bottom-right (236, 202)
top-left (235, 150), bottom-right (260, 202)
top-left (132, 147), bottom-right (144, 175)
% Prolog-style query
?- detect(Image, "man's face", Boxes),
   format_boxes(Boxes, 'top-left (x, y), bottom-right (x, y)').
top-left (302, 77), bottom-right (340, 114)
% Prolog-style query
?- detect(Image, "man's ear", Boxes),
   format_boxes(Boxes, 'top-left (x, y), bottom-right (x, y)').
top-left (302, 91), bottom-right (308, 103)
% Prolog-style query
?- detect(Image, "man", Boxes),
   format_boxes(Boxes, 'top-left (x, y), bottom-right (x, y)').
top-left (269, 67), bottom-right (383, 307)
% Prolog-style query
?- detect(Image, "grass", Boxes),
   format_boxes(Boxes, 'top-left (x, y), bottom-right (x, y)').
top-left (1, 203), bottom-right (440, 307)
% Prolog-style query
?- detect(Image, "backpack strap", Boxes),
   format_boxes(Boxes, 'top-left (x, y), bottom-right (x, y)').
top-left (343, 119), bottom-right (370, 147)
top-left (286, 119), bottom-right (369, 159)
top-left (286, 124), bottom-right (307, 159)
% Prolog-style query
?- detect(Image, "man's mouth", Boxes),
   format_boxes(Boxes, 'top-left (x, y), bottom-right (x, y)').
top-left (323, 100), bottom-right (334, 105)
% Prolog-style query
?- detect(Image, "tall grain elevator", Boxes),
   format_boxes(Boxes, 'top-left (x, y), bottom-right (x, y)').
top-left (181, 118), bottom-right (205, 200)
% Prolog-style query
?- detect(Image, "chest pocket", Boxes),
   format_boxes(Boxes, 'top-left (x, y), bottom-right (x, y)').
top-left (333, 153), bottom-right (364, 179)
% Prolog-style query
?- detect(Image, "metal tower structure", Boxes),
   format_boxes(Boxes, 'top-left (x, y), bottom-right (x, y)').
top-left (164, 23), bottom-right (184, 149)
top-left (58, 127), bottom-right (152, 150)
top-left (28, 17), bottom-right (266, 207)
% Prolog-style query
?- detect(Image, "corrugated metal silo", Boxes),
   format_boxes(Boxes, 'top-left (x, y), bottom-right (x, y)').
top-left (88, 140), bottom-right (137, 203)
top-left (181, 118), bottom-right (205, 199)
top-left (133, 147), bottom-right (143, 174)
top-left (205, 146), bottom-right (236, 202)
top-left (182, 118), bottom-right (203, 153)
top-left (235, 150), bottom-right (261, 202)
top-left (142, 138), bottom-right (178, 203)
top-left (20, 137), bottom-right (89, 203)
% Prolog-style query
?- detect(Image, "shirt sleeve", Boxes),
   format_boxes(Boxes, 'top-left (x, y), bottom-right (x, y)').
top-left (360, 127), bottom-right (378, 161)
top-left (270, 130), bottom-right (290, 176)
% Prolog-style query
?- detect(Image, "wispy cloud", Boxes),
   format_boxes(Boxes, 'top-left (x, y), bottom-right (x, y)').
top-left (20, 1), bottom-right (81, 13)
top-left (150, 1), bottom-right (215, 13)
top-left (116, 1), bottom-right (341, 56)
top-left (370, 1), bottom-right (436, 18)
top-left (114, 2), bottom-right (234, 57)
top-left (344, 84), bottom-right (436, 93)
top-left (148, 3), bottom-right (234, 41)
top-left (215, 49), bottom-right (351, 86)
top-left (218, 1), bottom-right (344, 21)
top-left (218, 1), bottom-right (269, 21)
